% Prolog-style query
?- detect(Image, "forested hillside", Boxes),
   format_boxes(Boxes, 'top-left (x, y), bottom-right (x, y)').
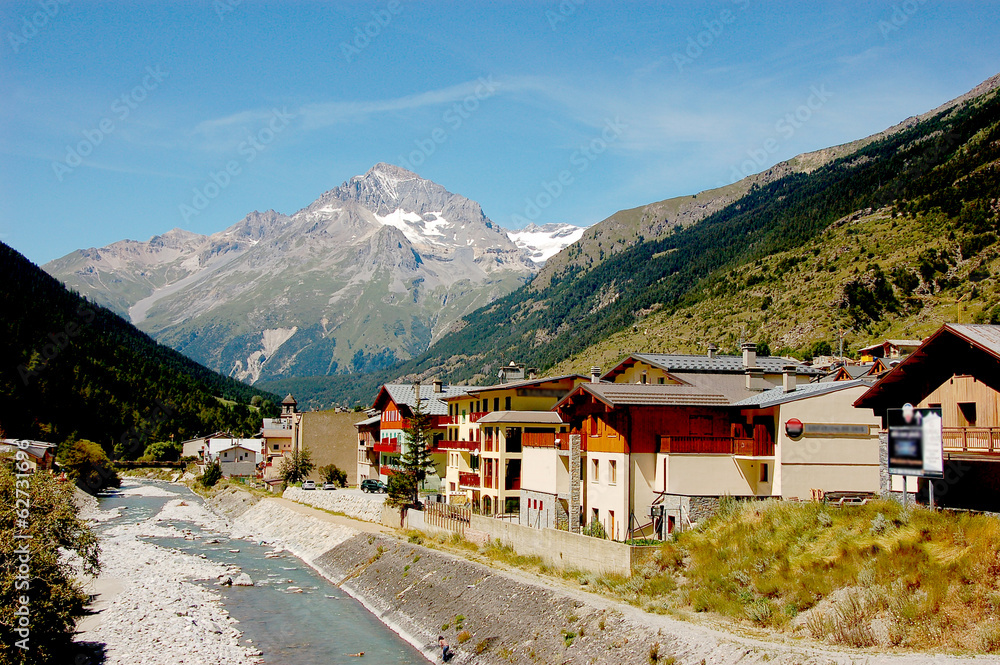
top-left (0, 242), bottom-right (278, 457)
top-left (266, 77), bottom-right (1000, 409)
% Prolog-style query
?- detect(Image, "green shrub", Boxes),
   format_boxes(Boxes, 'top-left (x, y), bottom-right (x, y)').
top-left (200, 459), bottom-right (222, 487)
top-left (0, 466), bottom-right (100, 663)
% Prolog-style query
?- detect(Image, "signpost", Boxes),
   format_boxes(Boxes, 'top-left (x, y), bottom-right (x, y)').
top-left (886, 404), bottom-right (943, 508)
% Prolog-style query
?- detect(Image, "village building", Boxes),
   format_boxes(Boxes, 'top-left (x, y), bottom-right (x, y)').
top-left (855, 323), bottom-right (1000, 510)
top-left (371, 380), bottom-right (468, 490)
top-left (441, 374), bottom-right (585, 513)
top-left (858, 338), bottom-right (922, 361)
top-left (549, 354), bottom-right (881, 540)
top-left (294, 410), bottom-right (369, 486)
top-left (214, 443), bottom-right (260, 477)
top-left (355, 412), bottom-right (381, 483)
top-left (0, 439), bottom-right (56, 472)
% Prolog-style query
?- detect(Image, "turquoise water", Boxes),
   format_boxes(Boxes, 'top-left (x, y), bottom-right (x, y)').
top-left (96, 482), bottom-right (428, 665)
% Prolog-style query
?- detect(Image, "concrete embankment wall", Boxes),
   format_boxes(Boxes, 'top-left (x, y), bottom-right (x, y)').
top-left (282, 486), bottom-right (384, 522)
top-left (312, 533), bottom-right (660, 665)
top-left (275, 489), bottom-right (656, 576)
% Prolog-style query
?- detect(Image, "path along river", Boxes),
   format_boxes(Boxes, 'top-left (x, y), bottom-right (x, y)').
top-left (76, 479), bottom-right (428, 665)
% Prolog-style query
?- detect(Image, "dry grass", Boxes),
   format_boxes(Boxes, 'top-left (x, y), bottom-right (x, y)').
top-left (666, 499), bottom-right (1000, 651)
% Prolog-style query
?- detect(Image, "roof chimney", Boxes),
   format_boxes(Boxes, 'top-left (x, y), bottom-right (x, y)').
top-left (590, 366), bottom-right (601, 383)
top-left (745, 367), bottom-right (765, 391)
top-left (782, 365), bottom-right (797, 393)
top-left (413, 380), bottom-right (421, 407)
top-left (707, 343), bottom-right (717, 359)
top-left (528, 368), bottom-right (538, 380)
top-left (432, 378), bottom-right (443, 393)
top-left (742, 342), bottom-right (757, 369)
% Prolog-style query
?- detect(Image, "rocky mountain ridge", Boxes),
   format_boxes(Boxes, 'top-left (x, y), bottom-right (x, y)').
top-left (45, 164), bottom-right (567, 383)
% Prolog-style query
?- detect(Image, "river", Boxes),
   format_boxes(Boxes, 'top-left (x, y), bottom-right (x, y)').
top-left (90, 480), bottom-right (428, 665)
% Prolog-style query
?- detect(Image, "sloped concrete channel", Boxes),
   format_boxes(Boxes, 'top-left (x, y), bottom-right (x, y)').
top-left (212, 487), bottom-right (1000, 665)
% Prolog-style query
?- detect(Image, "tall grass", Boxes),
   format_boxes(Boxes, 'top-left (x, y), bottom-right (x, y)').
top-left (670, 499), bottom-right (1000, 651)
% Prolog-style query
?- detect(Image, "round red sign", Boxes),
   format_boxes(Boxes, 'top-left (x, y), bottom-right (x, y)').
top-left (785, 418), bottom-right (804, 438)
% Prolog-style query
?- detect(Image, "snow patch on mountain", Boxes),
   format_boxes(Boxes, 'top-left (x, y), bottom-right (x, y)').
top-left (508, 223), bottom-right (587, 264)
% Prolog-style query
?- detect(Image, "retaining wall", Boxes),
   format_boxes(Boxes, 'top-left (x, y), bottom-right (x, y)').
top-left (282, 487), bottom-right (385, 523)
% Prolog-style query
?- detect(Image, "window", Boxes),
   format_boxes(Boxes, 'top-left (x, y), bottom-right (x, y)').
top-left (592, 507), bottom-right (599, 524)
top-left (590, 417), bottom-right (598, 436)
top-left (494, 397), bottom-right (500, 411)
top-left (539, 501), bottom-right (543, 511)
top-left (609, 460), bottom-right (617, 484)
top-left (658, 376), bottom-right (665, 385)
top-left (608, 510), bottom-right (615, 540)
top-left (450, 482), bottom-right (456, 492)
top-left (273, 444), bottom-right (279, 451)
top-left (592, 458), bottom-right (599, 482)
top-left (505, 396), bottom-right (511, 410)
top-left (958, 402), bottom-right (977, 427)
top-left (760, 463), bottom-right (769, 483)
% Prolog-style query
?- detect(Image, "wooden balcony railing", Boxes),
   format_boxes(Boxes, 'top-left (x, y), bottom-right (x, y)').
top-left (943, 427), bottom-right (1000, 454)
top-left (438, 440), bottom-right (479, 451)
top-left (459, 472), bottom-right (480, 488)
top-left (469, 412), bottom-right (488, 423)
top-left (659, 435), bottom-right (773, 457)
top-left (523, 432), bottom-right (556, 448)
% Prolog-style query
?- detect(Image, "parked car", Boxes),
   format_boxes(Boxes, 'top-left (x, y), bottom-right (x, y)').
top-left (322, 482), bottom-right (338, 490)
top-left (361, 479), bottom-right (386, 493)
top-left (301, 480), bottom-right (316, 490)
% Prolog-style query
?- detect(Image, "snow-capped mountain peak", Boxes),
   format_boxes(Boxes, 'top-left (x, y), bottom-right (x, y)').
top-left (508, 223), bottom-right (587, 264)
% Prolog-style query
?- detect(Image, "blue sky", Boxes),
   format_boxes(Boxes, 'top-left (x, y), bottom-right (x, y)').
top-left (2, 1), bottom-right (999, 265)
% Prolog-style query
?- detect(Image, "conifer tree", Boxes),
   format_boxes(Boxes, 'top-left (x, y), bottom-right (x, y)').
top-left (399, 393), bottom-right (435, 504)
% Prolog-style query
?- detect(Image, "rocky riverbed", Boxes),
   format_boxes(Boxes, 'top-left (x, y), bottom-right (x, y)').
top-left (74, 482), bottom-right (262, 665)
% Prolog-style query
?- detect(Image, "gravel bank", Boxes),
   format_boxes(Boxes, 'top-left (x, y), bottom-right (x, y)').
top-left (74, 482), bottom-right (261, 665)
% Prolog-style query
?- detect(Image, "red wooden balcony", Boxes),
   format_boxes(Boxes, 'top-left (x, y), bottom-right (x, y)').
top-left (523, 432), bottom-right (556, 448)
top-left (943, 427), bottom-right (1000, 454)
top-left (438, 440), bottom-right (479, 451)
top-left (659, 435), bottom-right (773, 457)
top-left (459, 472), bottom-right (480, 488)
top-left (374, 440), bottom-right (399, 453)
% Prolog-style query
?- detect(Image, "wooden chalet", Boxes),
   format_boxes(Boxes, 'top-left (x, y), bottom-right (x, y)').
top-left (855, 323), bottom-right (1000, 509)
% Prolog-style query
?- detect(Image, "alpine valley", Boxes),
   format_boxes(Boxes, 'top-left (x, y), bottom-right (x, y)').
top-left (44, 164), bottom-right (584, 384)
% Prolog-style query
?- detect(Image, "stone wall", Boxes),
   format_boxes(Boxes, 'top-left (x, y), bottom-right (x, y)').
top-left (282, 486), bottom-right (385, 523)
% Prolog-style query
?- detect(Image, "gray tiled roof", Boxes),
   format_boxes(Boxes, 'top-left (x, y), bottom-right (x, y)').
top-left (383, 383), bottom-right (470, 416)
top-left (354, 415), bottom-right (381, 427)
top-left (477, 411), bottom-right (564, 424)
top-left (577, 383), bottom-right (730, 407)
top-left (731, 379), bottom-right (869, 408)
top-left (462, 374), bottom-right (586, 395)
top-left (624, 353), bottom-right (823, 376)
top-left (946, 324), bottom-right (1000, 357)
